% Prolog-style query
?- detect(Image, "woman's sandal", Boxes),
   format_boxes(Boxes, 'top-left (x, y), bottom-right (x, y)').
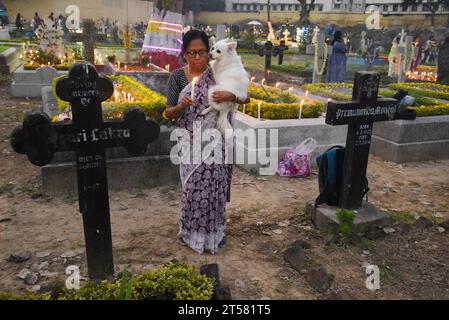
top-left (178, 237), bottom-right (188, 247)
top-left (219, 237), bottom-right (227, 248)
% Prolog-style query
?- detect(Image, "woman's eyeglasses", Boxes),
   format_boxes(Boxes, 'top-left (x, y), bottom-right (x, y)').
top-left (185, 50), bottom-right (209, 58)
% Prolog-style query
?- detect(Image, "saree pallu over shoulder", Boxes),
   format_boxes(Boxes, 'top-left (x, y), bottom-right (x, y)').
top-left (175, 68), bottom-right (234, 255)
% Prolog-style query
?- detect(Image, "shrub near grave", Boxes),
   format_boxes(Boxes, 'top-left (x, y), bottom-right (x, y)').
top-left (241, 83), bottom-right (324, 120)
top-left (0, 263), bottom-right (215, 300)
top-left (52, 75), bottom-right (167, 123)
top-left (301, 83), bottom-right (396, 101)
top-left (302, 83), bottom-right (449, 117)
top-left (388, 82), bottom-right (449, 100)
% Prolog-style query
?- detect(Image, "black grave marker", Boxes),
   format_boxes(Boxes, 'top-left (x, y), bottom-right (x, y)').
top-left (258, 41), bottom-right (277, 80)
top-left (325, 71), bottom-right (416, 209)
top-left (11, 62), bottom-right (160, 280)
top-left (68, 19), bottom-right (107, 64)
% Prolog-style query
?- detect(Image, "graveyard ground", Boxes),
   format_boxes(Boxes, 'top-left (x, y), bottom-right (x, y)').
top-left (0, 80), bottom-right (448, 300)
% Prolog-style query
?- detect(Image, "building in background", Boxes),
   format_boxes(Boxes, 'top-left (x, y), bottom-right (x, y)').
top-left (224, 0), bottom-right (449, 14)
top-left (2, 0), bottom-right (154, 25)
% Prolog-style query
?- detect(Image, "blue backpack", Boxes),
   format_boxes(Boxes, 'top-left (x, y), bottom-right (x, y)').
top-left (315, 146), bottom-right (369, 206)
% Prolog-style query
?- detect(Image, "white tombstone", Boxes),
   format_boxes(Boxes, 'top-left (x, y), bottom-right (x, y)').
top-left (360, 31), bottom-right (367, 53)
top-left (216, 24), bottom-right (227, 41)
top-left (0, 28), bottom-right (10, 40)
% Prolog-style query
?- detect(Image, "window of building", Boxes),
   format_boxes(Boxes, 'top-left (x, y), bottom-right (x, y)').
top-left (280, 4), bottom-right (285, 11)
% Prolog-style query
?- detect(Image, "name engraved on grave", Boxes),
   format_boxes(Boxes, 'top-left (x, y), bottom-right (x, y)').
top-left (69, 128), bottom-right (131, 144)
top-left (336, 104), bottom-right (398, 121)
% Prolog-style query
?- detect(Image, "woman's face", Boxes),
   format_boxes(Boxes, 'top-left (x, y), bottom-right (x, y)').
top-left (184, 38), bottom-right (209, 70)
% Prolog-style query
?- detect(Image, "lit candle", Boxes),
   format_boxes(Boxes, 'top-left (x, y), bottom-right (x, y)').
top-left (251, 76), bottom-right (256, 83)
top-left (124, 65), bottom-right (127, 71)
top-left (275, 82), bottom-right (280, 89)
top-left (288, 87), bottom-right (293, 94)
top-left (258, 101), bottom-right (262, 120)
top-left (261, 78), bottom-right (266, 86)
top-left (118, 61), bottom-right (121, 69)
top-left (191, 77), bottom-right (198, 100)
top-left (299, 99), bottom-right (305, 120)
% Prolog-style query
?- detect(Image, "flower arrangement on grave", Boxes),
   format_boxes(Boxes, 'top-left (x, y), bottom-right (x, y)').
top-left (52, 75), bottom-right (167, 123)
top-left (239, 83), bottom-right (324, 120)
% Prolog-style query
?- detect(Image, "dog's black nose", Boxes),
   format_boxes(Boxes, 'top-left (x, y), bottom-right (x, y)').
top-left (209, 53), bottom-right (213, 58)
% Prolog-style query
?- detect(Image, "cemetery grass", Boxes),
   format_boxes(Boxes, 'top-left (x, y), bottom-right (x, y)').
top-left (0, 82), bottom-right (448, 299)
top-left (240, 53), bottom-right (392, 86)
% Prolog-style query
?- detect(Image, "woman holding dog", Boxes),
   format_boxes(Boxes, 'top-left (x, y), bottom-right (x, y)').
top-left (165, 30), bottom-right (249, 254)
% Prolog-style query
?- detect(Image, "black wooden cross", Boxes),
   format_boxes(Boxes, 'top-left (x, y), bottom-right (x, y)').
top-left (68, 19), bottom-right (107, 64)
top-left (10, 62), bottom-right (160, 280)
top-left (258, 41), bottom-right (277, 80)
top-left (326, 71), bottom-right (416, 210)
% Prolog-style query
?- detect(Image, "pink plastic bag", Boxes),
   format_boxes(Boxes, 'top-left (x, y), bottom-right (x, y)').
top-left (278, 138), bottom-right (316, 178)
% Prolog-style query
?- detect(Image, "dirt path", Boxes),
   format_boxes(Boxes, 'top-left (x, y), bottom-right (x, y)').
top-left (0, 82), bottom-right (448, 299)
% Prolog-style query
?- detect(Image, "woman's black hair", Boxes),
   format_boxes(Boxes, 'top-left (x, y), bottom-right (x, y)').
top-left (332, 31), bottom-right (343, 45)
top-left (181, 30), bottom-right (210, 55)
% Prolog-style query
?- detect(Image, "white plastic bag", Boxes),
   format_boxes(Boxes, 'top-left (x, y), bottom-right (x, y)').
top-left (294, 138), bottom-right (317, 156)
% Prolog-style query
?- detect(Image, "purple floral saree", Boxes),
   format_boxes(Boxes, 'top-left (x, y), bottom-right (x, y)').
top-left (175, 68), bottom-right (233, 254)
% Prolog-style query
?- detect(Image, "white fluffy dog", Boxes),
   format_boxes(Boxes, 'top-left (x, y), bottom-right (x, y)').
top-left (201, 39), bottom-right (249, 135)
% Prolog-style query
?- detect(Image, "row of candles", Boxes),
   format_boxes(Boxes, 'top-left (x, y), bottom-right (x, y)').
top-left (405, 71), bottom-right (437, 82)
top-left (249, 76), bottom-right (310, 121)
top-left (113, 87), bottom-right (136, 103)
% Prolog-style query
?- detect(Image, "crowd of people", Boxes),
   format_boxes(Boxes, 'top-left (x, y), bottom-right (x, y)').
top-left (12, 11), bottom-right (65, 31)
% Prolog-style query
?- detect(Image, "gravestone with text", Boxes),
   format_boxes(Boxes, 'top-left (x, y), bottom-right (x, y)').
top-left (10, 62), bottom-right (160, 280)
top-left (307, 71), bottom-right (416, 234)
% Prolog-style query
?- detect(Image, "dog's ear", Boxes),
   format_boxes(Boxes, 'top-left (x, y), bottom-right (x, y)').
top-left (227, 42), bottom-right (238, 51)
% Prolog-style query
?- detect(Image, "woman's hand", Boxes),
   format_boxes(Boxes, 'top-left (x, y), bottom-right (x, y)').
top-left (180, 96), bottom-right (193, 109)
top-left (212, 91), bottom-right (236, 104)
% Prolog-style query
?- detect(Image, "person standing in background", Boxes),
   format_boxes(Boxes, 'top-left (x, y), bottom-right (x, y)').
top-left (15, 13), bottom-right (23, 31)
top-left (423, 36), bottom-right (434, 65)
top-left (325, 31), bottom-right (348, 83)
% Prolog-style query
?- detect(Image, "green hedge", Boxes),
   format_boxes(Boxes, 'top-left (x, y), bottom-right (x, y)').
top-left (388, 82), bottom-right (449, 100)
top-left (240, 99), bottom-right (323, 120)
top-left (0, 263), bottom-right (215, 301)
top-left (246, 83), bottom-right (324, 119)
top-left (301, 83), bottom-right (395, 101)
top-left (248, 83), bottom-right (298, 103)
